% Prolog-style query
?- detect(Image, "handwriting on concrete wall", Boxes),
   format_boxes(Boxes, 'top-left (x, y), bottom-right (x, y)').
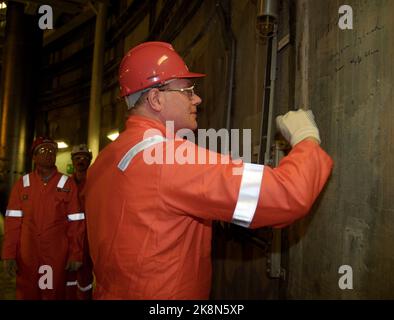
top-left (330, 24), bottom-right (384, 73)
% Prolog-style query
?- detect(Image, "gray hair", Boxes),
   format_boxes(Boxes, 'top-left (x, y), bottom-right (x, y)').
top-left (124, 79), bottom-right (179, 109)
top-left (125, 91), bottom-right (145, 109)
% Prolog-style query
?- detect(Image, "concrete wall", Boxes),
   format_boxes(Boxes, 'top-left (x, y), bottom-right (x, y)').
top-left (287, 0), bottom-right (394, 299)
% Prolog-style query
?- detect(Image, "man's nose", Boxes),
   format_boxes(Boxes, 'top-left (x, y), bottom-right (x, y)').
top-left (192, 93), bottom-right (202, 106)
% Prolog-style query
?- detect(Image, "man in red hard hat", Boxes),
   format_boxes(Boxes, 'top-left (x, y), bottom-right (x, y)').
top-left (85, 41), bottom-right (333, 299)
top-left (1, 137), bottom-right (85, 299)
top-left (66, 144), bottom-right (93, 300)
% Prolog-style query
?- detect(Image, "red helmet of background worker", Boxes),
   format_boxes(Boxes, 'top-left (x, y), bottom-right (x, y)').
top-left (30, 136), bottom-right (58, 155)
top-left (119, 41), bottom-right (205, 108)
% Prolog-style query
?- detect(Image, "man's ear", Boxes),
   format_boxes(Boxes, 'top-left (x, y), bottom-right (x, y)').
top-left (146, 88), bottom-right (163, 112)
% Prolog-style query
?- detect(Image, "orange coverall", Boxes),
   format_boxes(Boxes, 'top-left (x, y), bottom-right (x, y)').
top-left (85, 115), bottom-right (333, 299)
top-left (66, 174), bottom-right (93, 299)
top-left (1, 170), bottom-right (85, 299)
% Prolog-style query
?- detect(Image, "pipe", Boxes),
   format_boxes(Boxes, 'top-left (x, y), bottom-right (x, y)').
top-left (257, 0), bottom-right (279, 164)
top-left (225, 39), bottom-right (236, 132)
top-left (258, 0), bottom-right (279, 18)
top-left (257, 0), bottom-right (278, 37)
top-left (216, 0), bottom-right (236, 132)
top-left (263, 30), bottom-right (278, 165)
top-left (88, 2), bottom-right (107, 160)
top-left (256, 0), bottom-right (284, 280)
top-left (0, 2), bottom-right (41, 213)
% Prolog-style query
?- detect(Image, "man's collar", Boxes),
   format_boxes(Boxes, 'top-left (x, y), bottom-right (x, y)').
top-left (126, 115), bottom-right (167, 135)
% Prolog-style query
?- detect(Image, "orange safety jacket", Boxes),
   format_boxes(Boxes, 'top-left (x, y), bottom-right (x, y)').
top-left (85, 115), bottom-right (333, 299)
top-left (66, 174), bottom-right (93, 299)
top-left (72, 174), bottom-right (87, 208)
top-left (1, 169), bottom-right (85, 299)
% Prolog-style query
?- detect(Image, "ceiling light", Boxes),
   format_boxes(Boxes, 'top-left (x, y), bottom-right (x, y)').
top-left (107, 130), bottom-right (119, 141)
top-left (57, 141), bottom-right (69, 149)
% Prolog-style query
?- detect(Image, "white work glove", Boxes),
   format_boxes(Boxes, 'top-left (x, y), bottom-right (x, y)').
top-left (276, 109), bottom-right (321, 147)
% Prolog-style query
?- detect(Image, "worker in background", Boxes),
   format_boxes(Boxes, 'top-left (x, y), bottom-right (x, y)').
top-left (1, 137), bottom-right (85, 299)
top-left (66, 144), bottom-right (94, 300)
top-left (85, 41), bottom-right (333, 299)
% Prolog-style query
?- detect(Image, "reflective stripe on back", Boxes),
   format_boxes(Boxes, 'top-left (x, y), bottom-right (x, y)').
top-left (23, 174), bottom-right (30, 187)
top-left (117, 135), bottom-right (167, 172)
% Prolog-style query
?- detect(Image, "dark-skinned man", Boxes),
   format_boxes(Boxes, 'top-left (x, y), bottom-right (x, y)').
top-left (1, 137), bottom-right (85, 299)
top-left (66, 144), bottom-right (93, 300)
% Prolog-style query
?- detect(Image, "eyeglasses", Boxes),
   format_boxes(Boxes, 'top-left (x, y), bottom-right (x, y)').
top-left (159, 84), bottom-right (196, 99)
top-left (35, 147), bottom-right (56, 155)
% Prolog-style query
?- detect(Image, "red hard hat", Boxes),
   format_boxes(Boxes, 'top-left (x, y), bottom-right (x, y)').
top-left (119, 41), bottom-right (205, 97)
top-left (31, 136), bottom-right (58, 154)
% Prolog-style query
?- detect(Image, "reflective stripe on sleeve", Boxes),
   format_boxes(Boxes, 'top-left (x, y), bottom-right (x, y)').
top-left (66, 281), bottom-right (78, 287)
top-left (231, 163), bottom-right (264, 228)
top-left (23, 174), bottom-right (30, 187)
top-left (66, 281), bottom-right (93, 292)
top-left (78, 283), bottom-right (93, 292)
top-left (118, 135), bottom-right (167, 172)
top-left (67, 213), bottom-right (85, 221)
top-left (5, 210), bottom-right (23, 217)
top-left (57, 175), bottom-right (69, 188)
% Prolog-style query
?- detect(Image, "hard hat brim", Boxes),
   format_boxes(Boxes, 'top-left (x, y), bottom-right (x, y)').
top-left (177, 72), bottom-right (206, 79)
top-left (120, 72), bottom-right (206, 98)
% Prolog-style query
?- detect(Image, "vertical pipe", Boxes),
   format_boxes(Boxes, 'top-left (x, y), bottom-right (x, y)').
top-left (263, 31), bottom-right (278, 165)
top-left (217, 0), bottom-right (236, 133)
top-left (256, 0), bottom-right (284, 280)
top-left (0, 2), bottom-right (25, 191)
top-left (294, 0), bottom-right (309, 110)
top-left (88, 2), bottom-right (107, 160)
top-left (264, 28), bottom-right (284, 280)
top-left (0, 2), bottom-right (41, 214)
top-left (257, 37), bottom-right (272, 165)
top-left (225, 39), bottom-right (236, 132)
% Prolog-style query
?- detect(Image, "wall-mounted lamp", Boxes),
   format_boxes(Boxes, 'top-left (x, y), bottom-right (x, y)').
top-left (56, 141), bottom-right (69, 149)
top-left (0, 2), bottom-right (7, 10)
top-left (257, 0), bottom-right (278, 37)
top-left (107, 130), bottom-right (119, 141)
